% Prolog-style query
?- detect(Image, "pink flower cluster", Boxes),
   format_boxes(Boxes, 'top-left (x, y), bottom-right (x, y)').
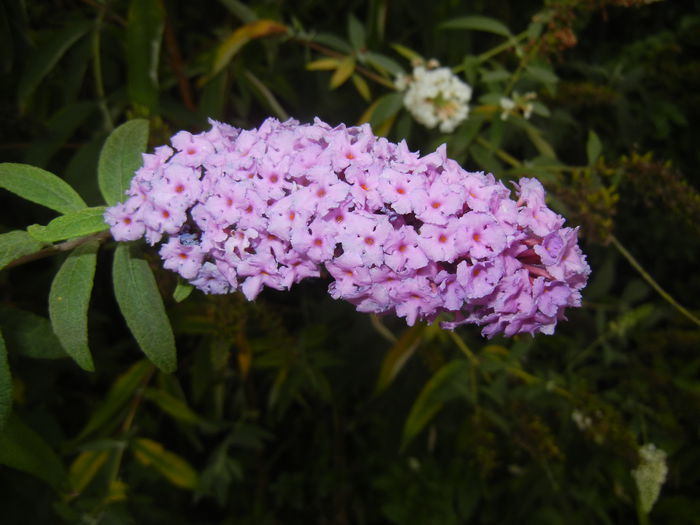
top-left (105, 117), bottom-right (590, 337)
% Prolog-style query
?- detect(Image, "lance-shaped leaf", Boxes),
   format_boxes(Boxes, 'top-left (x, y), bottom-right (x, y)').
top-left (17, 19), bottom-right (92, 112)
top-left (27, 206), bottom-right (108, 243)
top-left (375, 324), bottom-right (425, 395)
top-left (0, 230), bottom-right (44, 271)
top-left (206, 20), bottom-right (287, 82)
top-left (132, 437), bottom-right (199, 489)
top-left (126, 0), bottom-right (165, 114)
top-left (368, 92), bottom-right (404, 129)
top-left (0, 163), bottom-right (87, 213)
top-left (76, 359), bottom-right (154, 440)
top-left (0, 329), bottom-right (11, 432)
top-left (113, 244), bottom-right (177, 372)
top-left (440, 15), bottom-right (513, 38)
top-left (401, 360), bottom-right (471, 450)
top-left (0, 413), bottom-right (67, 491)
top-left (69, 449), bottom-right (110, 495)
top-left (97, 119), bottom-right (150, 206)
top-left (49, 240), bottom-right (99, 371)
top-left (329, 56), bottom-right (355, 89)
top-left (0, 305), bottom-right (67, 359)
top-left (587, 129), bottom-right (602, 166)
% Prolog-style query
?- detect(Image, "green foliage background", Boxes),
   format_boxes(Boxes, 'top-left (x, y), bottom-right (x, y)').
top-left (1, 0), bottom-right (700, 523)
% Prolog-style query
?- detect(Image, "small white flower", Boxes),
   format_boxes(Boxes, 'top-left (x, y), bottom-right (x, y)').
top-left (571, 410), bottom-right (592, 431)
top-left (500, 96), bottom-right (515, 120)
top-left (395, 61), bottom-right (472, 133)
top-left (631, 443), bottom-right (668, 515)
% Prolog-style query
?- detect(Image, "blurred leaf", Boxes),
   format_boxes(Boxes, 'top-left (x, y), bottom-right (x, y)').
top-left (113, 244), bottom-right (177, 373)
top-left (306, 58), bottom-right (340, 70)
top-left (375, 324), bottom-right (425, 395)
top-left (27, 207), bottom-right (108, 243)
top-left (329, 56), bottom-right (355, 89)
top-left (68, 449), bottom-right (110, 495)
top-left (587, 129), bottom-right (602, 166)
top-left (348, 14), bottom-right (366, 51)
top-left (0, 1), bottom-right (13, 73)
top-left (369, 92), bottom-right (404, 129)
top-left (208, 20), bottom-right (287, 81)
top-left (49, 240), bottom-right (99, 372)
top-left (390, 43), bottom-right (423, 63)
top-left (0, 163), bottom-right (87, 213)
top-left (243, 70), bottom-right (289, 121)
top-left (364, 51), bottom-right (403, 75)
top-left (311, 32), bottom-right (353, 53)
top-left (0, 413), bottom-right (67, 491)
top-left (97, 119), bottom-right (150, 206)
top-left (23, 101), bottom-right (97, 168)
top-left (173, 281), bottom-right (193, 303)
top-left (132, 437), bottom-right (199, 489)
top-left (217, 0), bottom-right (257, 23)
top-left (469, 142), bottom-right (501, 173)
top-left (440, 15), bottom-right (513, 38)
top-left (402, 360), bottom-right (471, 449)
top-left (126, 0), bottom-right (165, 114)
top-left (0, 330), bottom-right (11, 432)
top-left (352, 73), bottom-right (371, 101)
top-left (17, 19), bottom-right (92, 112)
top-left (0, 305), bottom-right (67, 359)
top-left (77, 359), bottom-right (154, 440)
top-left (481, 69), bottom-right (510, 83)
top-left (199, 70), bottom-right (228, 121)
top-left (524, 64), bottom-right (558, 85)
top-left (143, 388), bottom-right (205, 425)
top-left (0, 230), bottom-right (44, 270)
top-left (522, 123), bottom-right (557, 159)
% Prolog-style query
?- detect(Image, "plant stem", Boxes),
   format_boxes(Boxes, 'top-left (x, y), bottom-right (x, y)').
top-left (610, 235), bottom-right (700, 328)
top-left (5, 230), bottom-right (111, 270)
top-left (92, 6), bottom-right (114, 131)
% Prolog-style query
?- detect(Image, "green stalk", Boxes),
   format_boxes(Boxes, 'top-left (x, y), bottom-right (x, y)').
top-left (91, 6), bottom-right (114, 131)
top-left (611, 235), bottom-right (700, 328)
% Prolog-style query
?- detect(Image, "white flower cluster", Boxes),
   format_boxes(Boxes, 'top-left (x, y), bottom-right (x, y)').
top-left (395, 61), bottom-right (472, 133)
top-left (499, 91), bottom-right (537, 121)
top-left (631, 443), bottom-right (668, 515)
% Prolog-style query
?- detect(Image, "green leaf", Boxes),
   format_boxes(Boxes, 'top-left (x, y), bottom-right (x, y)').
top-left (113, 244), bottom-right (177, 373)
top-left (0, 230), bottom-right (44, 270)
top-left (17, 19), bottom-right (92, 112)
top-left (144, 388), bottom-right (205, 425)
top-left (0, 329), bottom-right (12, 432)
top-left (173, 281), bottom-right (193, 303)
top-left (440, 16), bottom-right (513, 38)
top-left (0, 413), bottom-right (67, 491)
top-left (524, 64), bottom-right (558, 85)
top-left (97, 119), bottom-right (150, 206)
top-left (243, 70), bottom-right (289, 121)
top-left (348, 14), bottom-right (366, 51)
top-left (77, 359), bottom-right (154, 440)
top-left (390, 43), bottom-right (423, 63)
top-left (364, 51), bottom-right (403, 76)
top-left (126, 0), bottom-right (165, 114)
top-left (587, 129), bottom-right (602, 166)
top-left (0, 305), bottom-right (67, 359)
top-left (27, 207), bottom-right (108, 243)
top-left (0, 163), bottom-right (87, 213)
top-left (132, 437), bottom-right (199, 489)
top-left (375, 324), bottom-right (425, 395)
top-left (329, 56), bottom-right (355, 89)
top-left (523, 123), bottom-right (557, 159)
top-left (23, 101), bottom-right (97, 168)
top-left (208, 20), bottom-right (287, 80)
top-left (49, 240), bottom-right (99, 371)
top-left (69, 449), bottom-right (110, 495)
top-left (401, 360), bottom-right (471, 449)
top-left (369, 92), bottom-right (404, 129)
top-left (351, 73), bottom-right (371, 101)
top-left (217, 0), bottom-right (258, 22)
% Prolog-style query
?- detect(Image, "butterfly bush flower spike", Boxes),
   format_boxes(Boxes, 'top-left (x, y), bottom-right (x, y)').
top-left (105, 117), bottom-right (590, 337)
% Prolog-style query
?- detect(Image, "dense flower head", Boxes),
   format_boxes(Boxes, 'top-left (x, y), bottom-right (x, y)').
top-left (105, 117), bottom-right (590, 337)
top-left (395, 60), bottom-right (473, 133)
